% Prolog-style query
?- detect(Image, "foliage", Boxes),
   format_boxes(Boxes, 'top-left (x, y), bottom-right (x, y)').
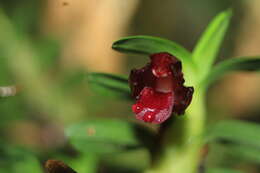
top-left (0, 4), bottom-right (260, 173)
top-left (89, 9), bottom-right (260, 173)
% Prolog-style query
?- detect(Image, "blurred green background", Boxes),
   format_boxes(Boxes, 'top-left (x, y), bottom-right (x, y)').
top-left (0, 0), bottom-right (260, 173)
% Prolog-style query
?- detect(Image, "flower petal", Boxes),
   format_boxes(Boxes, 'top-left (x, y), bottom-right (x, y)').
top-left (129, 64), bottom-right (156, 98)
top-left (132, 87), bottom-right (174, 124)
top-left (172, 86), bottom-right (194, 114)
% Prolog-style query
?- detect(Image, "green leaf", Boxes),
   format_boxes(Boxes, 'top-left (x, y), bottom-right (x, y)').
top-left (69, 154), bottom-right (98, 173)
top-left (193, 9), bottom-right (232, 79)
top-left (112, 35), bottom-right (191, 61)
top-left (112, 35), bottom-right (196, 85)
top-left (0, 143), bottom-right (43, 173)
top-left (11, 155), bottom-right (43, 173)
top-left (202, 57), bottom-right (260, 88)
top-left (206, 168), bottom-right (242, 173)
top-left (88, 73), bottom-right (131, 99)
top-left (65, 119), bottom-right (154, 154)
top-left (206, 120), bottom-right (260, 148)
top-left (224, 143), bottom-right (260, 164)
top-left (207, 143), bottom-right (260, 168)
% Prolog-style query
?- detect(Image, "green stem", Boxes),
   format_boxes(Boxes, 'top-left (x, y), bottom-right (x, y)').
top-left (145, 88), bottom-right (206, 173)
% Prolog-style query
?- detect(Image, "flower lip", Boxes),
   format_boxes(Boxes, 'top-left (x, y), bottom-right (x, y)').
top-left (129, 52), bottom-right (194, 124)
top-left (132, 87), bottom-right (173, 124)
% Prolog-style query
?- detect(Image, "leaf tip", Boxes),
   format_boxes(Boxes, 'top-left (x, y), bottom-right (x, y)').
top-left (111, 40), bottom-right (120, 50)
top-left (224, 8), bottom-right (233, 18)
top-left (111, 36), bottom-right (133, 51)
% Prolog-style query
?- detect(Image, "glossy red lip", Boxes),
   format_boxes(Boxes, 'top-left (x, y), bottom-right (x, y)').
top-left (129, 52), bottom-right (194, 124)
top-left (132, 87), bottom-right (174, 123)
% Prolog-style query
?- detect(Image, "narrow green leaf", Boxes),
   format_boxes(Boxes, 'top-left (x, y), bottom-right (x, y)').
top-left (206, 168), bottom-right (242, 173)
top-left (207, 142), bottom-right (260, 167)
top-left (193, 9), bottom-right (232, 78)
top-left (65, 119), bottom-right (154, 154)
top-left (206, 120), bottom-right (260, 148)
top-left (87, 73), bottom-right (131, 99)
top-left (225, 143), bottom-right (260, 164)
top-left (112, 35), bottom-right (196, 85)
top-left (202, 57), bottom-right (260, 88)
top-left (112, 35), bottom-right (191, 61)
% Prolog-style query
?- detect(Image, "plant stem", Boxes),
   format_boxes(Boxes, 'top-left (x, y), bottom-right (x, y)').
top-left (145, 88), bottom-right (206, 173)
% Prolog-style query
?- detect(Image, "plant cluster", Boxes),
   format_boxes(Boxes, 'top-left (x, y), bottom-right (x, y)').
top-left (0, 8), bottom-right (260, 173)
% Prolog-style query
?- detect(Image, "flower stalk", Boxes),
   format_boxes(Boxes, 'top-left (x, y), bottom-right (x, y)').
top-left (146, 87), bottom-right (206, 173)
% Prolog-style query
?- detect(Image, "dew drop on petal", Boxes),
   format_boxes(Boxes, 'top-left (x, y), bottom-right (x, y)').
top-left (132, 104), bottom-right (142, 114)
top-left (133, 87), bottom-right (174, 124)
top-left (142, 112), bottom-right (155, 122)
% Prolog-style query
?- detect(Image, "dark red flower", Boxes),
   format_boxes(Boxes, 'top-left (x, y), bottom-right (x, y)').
top-left (129, 52), bottom-right (194, 124)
